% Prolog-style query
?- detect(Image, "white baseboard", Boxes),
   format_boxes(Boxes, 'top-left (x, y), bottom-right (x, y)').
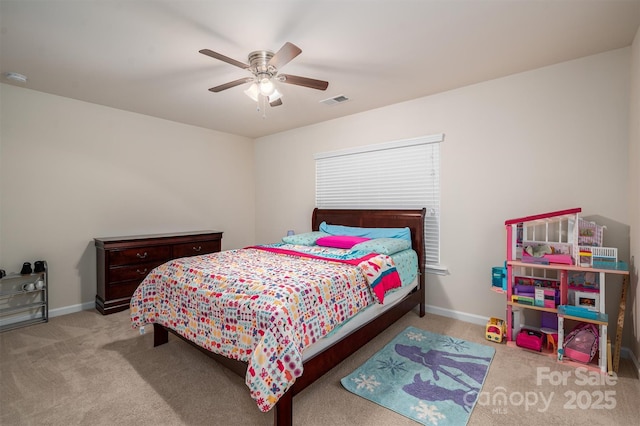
top-left (49, 301), bottom-right (94, 318)
top-left (0, 301), bottom-right (93, 328)
top-left (425, 303), bottom-right (489, 326)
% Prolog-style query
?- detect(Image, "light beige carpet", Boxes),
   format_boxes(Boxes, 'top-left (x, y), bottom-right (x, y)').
top-left (1, 309), bottom-right (638, 425)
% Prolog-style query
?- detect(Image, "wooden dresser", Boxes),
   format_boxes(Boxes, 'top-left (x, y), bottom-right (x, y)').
top-left (94, 230), bottom-right (223, 315)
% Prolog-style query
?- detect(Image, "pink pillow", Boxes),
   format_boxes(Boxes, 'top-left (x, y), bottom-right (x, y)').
top-left (316, 235), bottom-right (370, 249)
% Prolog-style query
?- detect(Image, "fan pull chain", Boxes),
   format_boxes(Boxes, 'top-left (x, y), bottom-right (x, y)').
top-left (252, 94), bottom-right (269, 119)
top-left (261, 94), bottom-right (267, 119)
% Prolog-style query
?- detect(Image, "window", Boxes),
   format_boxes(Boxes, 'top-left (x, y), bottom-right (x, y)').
top-left (315, 134), bottom-right (444, 273)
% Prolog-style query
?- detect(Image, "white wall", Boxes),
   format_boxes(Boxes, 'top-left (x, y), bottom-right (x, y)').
top-left (255, 48), bottom-right (631, 333)
top-left (0, 84), bottom-right (256, 312)
top-left (629, 27), bottom-right (640, 360)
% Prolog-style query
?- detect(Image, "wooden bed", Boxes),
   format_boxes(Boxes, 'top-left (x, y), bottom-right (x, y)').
top-left (151, 208), bottom-right (426, 426)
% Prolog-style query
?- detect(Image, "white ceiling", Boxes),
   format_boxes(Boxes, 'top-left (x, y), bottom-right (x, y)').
top-left (1, 1), bottom-right (639, 139)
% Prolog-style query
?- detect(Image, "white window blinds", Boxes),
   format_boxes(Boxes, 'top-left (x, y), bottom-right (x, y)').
top-left (315, 134), bottom-right (443, 270)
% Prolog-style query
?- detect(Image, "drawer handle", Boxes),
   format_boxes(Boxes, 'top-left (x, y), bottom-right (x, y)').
top-left (193, 246), bottom-right (202, 252)
top-left (136, 268), bottom-right (148, 275)
top-left (136, 252), bottom-right (148, 259)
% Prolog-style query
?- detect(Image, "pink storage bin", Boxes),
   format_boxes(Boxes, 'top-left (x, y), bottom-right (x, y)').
top-left (516, 329), bottom-right (544, 352)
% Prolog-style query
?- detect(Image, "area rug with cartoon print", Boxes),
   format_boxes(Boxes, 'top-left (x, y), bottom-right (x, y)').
top-left (341, 326), bottom-right (495, 425)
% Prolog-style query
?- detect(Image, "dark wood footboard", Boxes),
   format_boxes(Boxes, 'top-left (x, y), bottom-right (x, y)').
top-left (274, 284), bottom-right (424, 426)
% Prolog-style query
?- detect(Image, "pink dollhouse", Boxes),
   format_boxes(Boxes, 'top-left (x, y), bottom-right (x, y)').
top-left (503, 207), bottom-right (628, 373)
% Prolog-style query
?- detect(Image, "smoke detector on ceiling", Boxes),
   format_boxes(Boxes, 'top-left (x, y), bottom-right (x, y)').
top-left (4, 72), bottom-right (28, 84)
top-left (320, 95), bottom-right (349, 106)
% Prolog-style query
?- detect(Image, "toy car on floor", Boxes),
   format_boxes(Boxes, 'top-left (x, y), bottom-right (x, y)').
top-left (485, 317), bottom-right (506, 343)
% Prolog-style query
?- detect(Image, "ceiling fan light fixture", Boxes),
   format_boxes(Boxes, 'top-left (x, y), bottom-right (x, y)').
top-left (244, 83), bottom-right (260, 102)
top-left (268, 89), bottom-right (282, 103)
top-left (245, 83), bottom-right (282, 104)
top-left (258, 78), bottom-right (275, 96)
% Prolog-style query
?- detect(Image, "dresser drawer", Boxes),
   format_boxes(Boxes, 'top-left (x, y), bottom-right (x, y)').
top-left (109, 245), bottom-right (171, 266)
top-left (108, 280), bottom-right (144, 300)
top-left (173, 240), bottom-right (221, 259)
top-left (109, 261), bottom-right (166, 283)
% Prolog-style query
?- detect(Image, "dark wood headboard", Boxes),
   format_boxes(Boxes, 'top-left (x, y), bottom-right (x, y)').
top-left (312, 208), bottom-right (426, 275)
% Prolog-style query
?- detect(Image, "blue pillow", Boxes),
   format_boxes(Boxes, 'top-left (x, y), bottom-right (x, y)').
top-left (282, 231), bottom-right (330, 246)
top-left (351, 238), bottom-right (412, 255)
top-left (319, 221), bottom-right (411, 242)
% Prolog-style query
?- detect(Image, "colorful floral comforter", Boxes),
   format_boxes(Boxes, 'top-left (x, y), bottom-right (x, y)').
top-left (130, 244), bottom-right (401, 412)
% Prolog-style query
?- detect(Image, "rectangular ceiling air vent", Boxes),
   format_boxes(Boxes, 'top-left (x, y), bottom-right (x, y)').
top-left (320, 95), bottom-right (350, 106)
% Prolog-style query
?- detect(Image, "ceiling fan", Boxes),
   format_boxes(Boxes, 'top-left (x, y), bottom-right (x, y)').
top-left (199, 42), bottom-right (329, 108)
